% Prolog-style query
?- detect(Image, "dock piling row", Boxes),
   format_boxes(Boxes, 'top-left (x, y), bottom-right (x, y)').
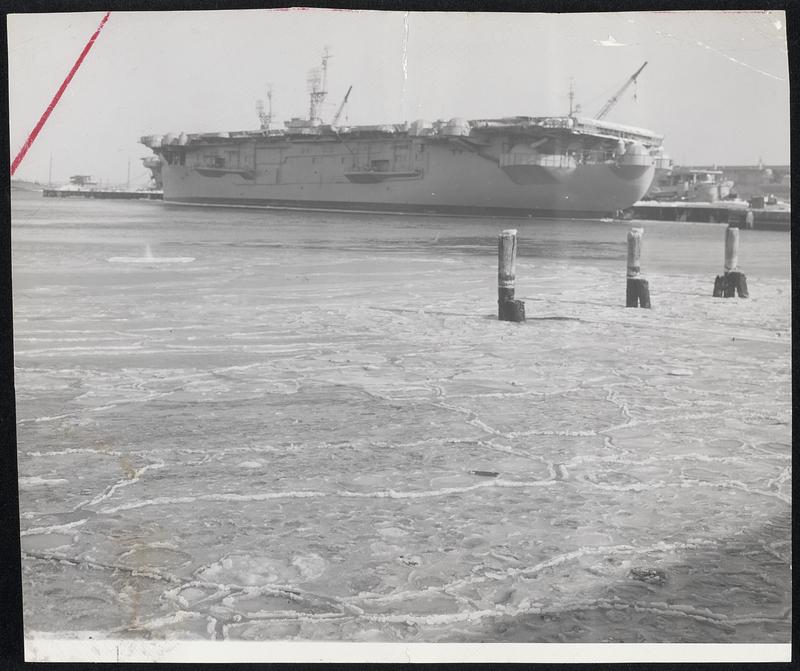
top-left (493, 222), bottom-right (758, 318)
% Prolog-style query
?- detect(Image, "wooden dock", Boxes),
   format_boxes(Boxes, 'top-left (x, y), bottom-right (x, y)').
top-left (626, 200), bottom-right (790, 231)
top-left (42, 188), bottom-right (163, 200)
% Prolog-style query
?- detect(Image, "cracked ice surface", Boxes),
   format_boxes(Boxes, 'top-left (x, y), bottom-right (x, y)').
top-left (13, 197), bottom-right (791, 642)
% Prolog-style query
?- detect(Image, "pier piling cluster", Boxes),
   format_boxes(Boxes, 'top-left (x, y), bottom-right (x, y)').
top-left (495, 223), bottom-right (753, 318)
top-left (713, 226), bottom-right (749, 298)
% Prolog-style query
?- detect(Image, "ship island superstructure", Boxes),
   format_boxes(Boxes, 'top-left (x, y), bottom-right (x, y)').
top-left (141, 59), bottom-right (671, 218)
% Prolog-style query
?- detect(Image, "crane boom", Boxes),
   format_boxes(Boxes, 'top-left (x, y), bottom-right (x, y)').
top-left (594, 61), bottom-right (648, 121)
top-left (332, 85), bottom-right (352, 126)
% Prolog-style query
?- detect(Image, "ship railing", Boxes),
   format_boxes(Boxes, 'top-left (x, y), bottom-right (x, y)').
top-left (501, 149), bottom-right (660, 168)
top-left (499, 153), bottom-right (578, 169)
top-left (578, 150), bottom-right (618, 164)
top-left (583, 149), bottom-right (657, 166)
top-left (618, 153), bottom-right (653, 167)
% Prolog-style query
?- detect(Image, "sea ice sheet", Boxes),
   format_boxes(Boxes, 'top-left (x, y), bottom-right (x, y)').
top-left (13, 202), bottom-right (791, 643)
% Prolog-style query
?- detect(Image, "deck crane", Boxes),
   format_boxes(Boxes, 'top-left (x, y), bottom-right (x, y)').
top-left (331, 85), bottom-right (353, 127)
top-left (330, 86), bottom-right (359, 160)
top-left (594, 61), bottom-right (648, 121)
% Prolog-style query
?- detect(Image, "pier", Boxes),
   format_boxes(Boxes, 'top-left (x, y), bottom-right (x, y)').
top-left (626, 200), bottom-right (790, 231)
top-left (42, 187), bottom-right (163, 200)
top-left (40, 174), bottom-right (163, 201)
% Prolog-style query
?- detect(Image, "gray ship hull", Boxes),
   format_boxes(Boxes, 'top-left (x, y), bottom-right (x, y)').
top-left (159, 139), bottom-right (655, 218)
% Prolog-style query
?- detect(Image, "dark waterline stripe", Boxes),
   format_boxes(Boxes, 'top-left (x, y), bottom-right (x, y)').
top-left (162, 196), bottom-right (614, 221)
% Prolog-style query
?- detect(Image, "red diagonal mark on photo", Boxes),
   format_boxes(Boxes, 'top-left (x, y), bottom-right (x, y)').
top-left (10, 11), bottom-right (111, 176)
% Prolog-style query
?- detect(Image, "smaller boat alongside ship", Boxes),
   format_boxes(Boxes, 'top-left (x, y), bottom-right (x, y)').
top-left (646, 167), bottom-right (734, 203)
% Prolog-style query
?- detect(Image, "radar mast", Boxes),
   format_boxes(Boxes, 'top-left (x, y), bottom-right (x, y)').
top-left (256, 85), bottom-right (273, 131)
top-left (568, 78), bottom-right (582, 117)
top-left (308, 47), bottom-right (331, 124)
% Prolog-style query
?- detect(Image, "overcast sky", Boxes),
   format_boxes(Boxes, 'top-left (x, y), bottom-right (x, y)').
top-left (7, 9), bottom-right (789, 186)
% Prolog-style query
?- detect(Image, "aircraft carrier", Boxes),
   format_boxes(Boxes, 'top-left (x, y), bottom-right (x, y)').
top-left (140, 55), bottom-right (670, 218)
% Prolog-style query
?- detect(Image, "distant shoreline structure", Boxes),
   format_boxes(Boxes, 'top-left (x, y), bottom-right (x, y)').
top-left (11, 174), bottom-right (162, 200)
top-left (40, 187), bottom-right (163, 201)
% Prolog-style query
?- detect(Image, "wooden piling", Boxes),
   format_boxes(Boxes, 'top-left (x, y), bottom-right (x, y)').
top-left (735, 272), bottom-right (749, 298)
top-left (498, 229), bottom-right (525, 321)
top-left (724, 226), bottom-right (739, 273)
top-left (498, 229), bottom-right (517, 306)
top-left (499, 299), bottom-right (526, 321)
top-left (713, 225), bottom-right (748, 298)
top-left (627, 227), bottom-right (642, 279)
top-left (625, 227), bottom-right (651, 308)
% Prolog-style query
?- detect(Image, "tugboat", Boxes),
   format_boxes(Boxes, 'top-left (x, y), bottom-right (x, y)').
top-left (645, 167), bottom-right (735, 203)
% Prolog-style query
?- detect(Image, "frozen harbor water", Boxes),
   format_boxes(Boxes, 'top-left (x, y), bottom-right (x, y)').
top-left (12, 193), bottom-right (791, 645)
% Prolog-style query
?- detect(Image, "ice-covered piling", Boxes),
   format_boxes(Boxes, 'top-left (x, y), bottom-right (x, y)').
top-left (725, 225), bottom-right (739, 274)
top-left (625, 227), bottom-right (651, 308)
top-left (497, 229), bottom-right (525, 322)
top-left (713, 226), bottom-right (749, 298)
